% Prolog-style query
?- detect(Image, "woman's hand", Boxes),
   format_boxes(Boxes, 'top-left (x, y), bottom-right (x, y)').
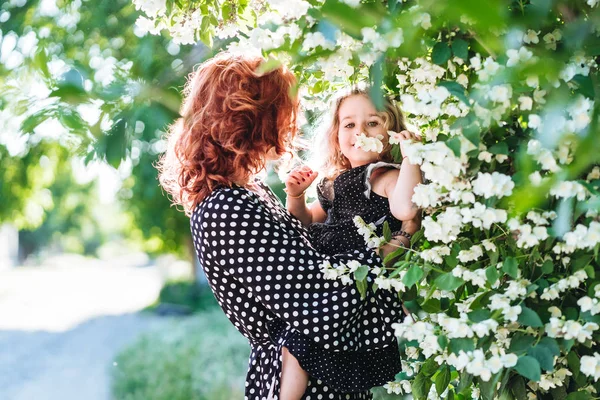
top-left (285, 165), bottom-right (318, 198)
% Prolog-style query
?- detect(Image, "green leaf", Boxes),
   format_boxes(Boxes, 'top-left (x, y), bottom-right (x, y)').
top-left (585, 264), bottom-right (596, 279)
top-left (468, 309), bottom-right (491, 323)
top-left (566, 391), bottom-right (593, 400)
top-left (514, 356), bottom-right (541, 382)
top-left (478, 373), bottom-right (502, 400)
top-left (438, 80), bottom-right (470, 105)
top-left (541, 259), bottom-right (554, 274)
top-left (383, 221), bottom-right (392, 242)
top-left (355, 277), bottom-right (368, 300)
top-left (509, 334), bottom-right (536, 354)
top-left (502, 257), bottom-right (519, 279)
top-left (432, 42), bottom-right (452, 65)
top-left (528, 344), bottom-right (556, 372)
top-left (384, 248), bottom-right (406, 267)
top-left (485, 265), bottom-right (499, 285)
top-left (509, 376), bottom-right (527, 400)
top-left (567, 351), bottom-right (581, 376)
top-left (403, 264), bottom-right (423, 288)
top-left (572, 74), bottom-right (595, 99)
top-left (354, 265), bottom-right (369, 281)
top-left (412, 373), bottom-right (433, 399)
top-left (451, 38), bottom-right (469, 59)
top-left (517, 306), bottom-right (543, 328)
top-left (488, 142), bottom-right (509, 155)
top-left (411, 229), bottom-right (424, 246)
top-left (435, 365), bottom-right (451, 395)
top-left (435, 272), bottom-right (464, 291)
top-left (104, 117), bottom-right (128, 169)
top-left (421, 358), bottom-right (439, 376)
top-left (446, 136), bottom-right (462, 157)
top-left (449, 338), bottom-right (475, 354)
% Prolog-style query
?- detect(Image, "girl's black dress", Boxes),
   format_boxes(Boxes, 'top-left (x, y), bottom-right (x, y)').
top-left (309, 162), bottom-right (403, 255)
top-left (190, 164), bottom-right (403, 400)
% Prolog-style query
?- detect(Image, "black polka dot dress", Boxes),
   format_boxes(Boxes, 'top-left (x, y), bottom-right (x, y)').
top-left (309, 162), bottom-right (403, 255)
top-left (190, 179), bottom-right (403, 400)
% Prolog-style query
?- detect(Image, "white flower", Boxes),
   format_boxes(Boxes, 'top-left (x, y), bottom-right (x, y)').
top-left (413, 12), bottom-right (432, 30)
top-left (472, 172), bottom-right (514, 199)
top-left (519, 96), bottom-right (533, 110)
top-left (355, 133), bottom-right (384, 153)
top-left (419, 246), bottom-right (451, 264)
top-left (302, 32), bottom-right (335, 52)
top-left (457, 73), bottom-right (469, 87)
top-left (504, 305), bottom-right (522, 322)
top-left (488, 84), bottom-right (513, 104)
top-left (501, 353), bottom-right (518, 368)
top-left (507, 47), bottom-right (533, 67)
top-left (528, 114), bottom-right (542, 129)
top-left (458, 245), bottom-right (484, 263)
top-left (523, 30), bottom-right (540, 44)
top-left (133, 0), bottom-right (167, 18)
top-left (526, 75), bottom-right (539, 87)
top-left (548, 306), bottom-right (562, 318)
top-left (581, 353), bottom-right (600, 381)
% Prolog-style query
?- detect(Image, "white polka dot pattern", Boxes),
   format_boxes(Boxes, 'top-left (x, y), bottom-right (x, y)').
top-left (310, 164), bottom-right (403, 255)
top-left (190, 182), bottom-right (403, 399)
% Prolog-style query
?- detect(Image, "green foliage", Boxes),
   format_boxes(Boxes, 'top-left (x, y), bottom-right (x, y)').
top-left (151, 280), bottom-right (219, 312)
top-left (111, 309), bottom-right (249, 400)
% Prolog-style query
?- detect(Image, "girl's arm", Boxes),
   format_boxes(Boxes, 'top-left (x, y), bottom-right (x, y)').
top-left (285, 166), bottom-right (326, 226)
top-left (388, 158), bottom-right (422, 221)
top-left (286, 197), bottom-right (327, 227)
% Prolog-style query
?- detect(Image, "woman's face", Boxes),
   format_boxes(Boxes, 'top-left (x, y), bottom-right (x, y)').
top-left (337, 94), bottom-right (387, 168)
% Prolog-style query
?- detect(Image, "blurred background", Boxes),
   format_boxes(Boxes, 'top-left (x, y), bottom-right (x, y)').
top-left (0, 0), bottom-right (252, 399)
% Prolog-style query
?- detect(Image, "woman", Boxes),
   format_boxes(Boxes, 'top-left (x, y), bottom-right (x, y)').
top-left (158, 52), bottom-right (418, 400)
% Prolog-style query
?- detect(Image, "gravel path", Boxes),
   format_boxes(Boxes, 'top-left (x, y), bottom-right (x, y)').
top-left (0, 255), bottom-right (172, 400)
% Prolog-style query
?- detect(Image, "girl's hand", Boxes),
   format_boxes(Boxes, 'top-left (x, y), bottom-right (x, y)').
top-left (391, 130), bottom-right (420, 158)
top-left (285, 166), bottom-right (318, 198)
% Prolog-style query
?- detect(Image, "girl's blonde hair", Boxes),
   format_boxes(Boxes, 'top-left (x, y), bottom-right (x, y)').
top-left (314, 88), bottom-right (408, 180)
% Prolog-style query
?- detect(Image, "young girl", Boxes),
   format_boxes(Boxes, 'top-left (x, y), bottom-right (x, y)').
top-left (286, 88), bottom-right (423, 256)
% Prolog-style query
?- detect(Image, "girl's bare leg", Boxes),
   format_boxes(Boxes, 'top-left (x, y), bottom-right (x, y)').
top-left (279, 347), bottom-right (308, 400)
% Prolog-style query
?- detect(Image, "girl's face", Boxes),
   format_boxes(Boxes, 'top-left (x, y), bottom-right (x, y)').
top-left (337, 94), bottom-right (388, 168)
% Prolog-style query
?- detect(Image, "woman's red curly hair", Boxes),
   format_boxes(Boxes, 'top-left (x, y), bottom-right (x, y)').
top-left (158, 53), bottom-right (299, 215)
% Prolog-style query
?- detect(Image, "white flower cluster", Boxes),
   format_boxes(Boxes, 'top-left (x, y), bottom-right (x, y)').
top-left (471, 172), bottom-right (515, 199)
top-left (419, 245), bottom-right (451, 264)
top-left (452, 265), bottom-right (488, 288)
top-left (438, 313), bottom-right (499, 338)
top-left (319, 259), bottom-right (361, 286)
top-left (546, 317), bottom-right (599, 343)
top-left (581, 353), bottom-right (600, 382)
top-left (392, 318), bottom-right (440, 358)
top-left (507, 217), bottom-right (550, 248)
top-left (353, 215), bottom-right (384, 249)
top-left (444, 349), bottom-right (518, 382)
top-left (550, 180), bottom-right (589, 201)
top-left (383, 380), bottom-right (412, 395)
top-left (457, 245), bottom-right (484, 263)
top-left (354, 132), bottom-right (384, 153)
top-left (541, 270), bottom-right (587, 300)
top-left (553, 221), bottom-right (600, 254)
top-left (537, 368), bottom-right (573, 391)
top-left (361, 27), bottom-right (403, 53)
top-left (578, 295), bottom-right (600, 316)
